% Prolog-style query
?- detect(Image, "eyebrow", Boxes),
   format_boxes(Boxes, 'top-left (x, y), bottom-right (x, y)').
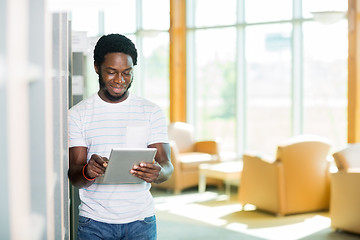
top-left (105, 67), bottom-right (133, 72)
top-left (123, 67), bottom-right (133, 72)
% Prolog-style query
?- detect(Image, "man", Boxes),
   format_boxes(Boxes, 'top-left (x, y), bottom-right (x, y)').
top-left (68, 33), bottom-right (173, 240)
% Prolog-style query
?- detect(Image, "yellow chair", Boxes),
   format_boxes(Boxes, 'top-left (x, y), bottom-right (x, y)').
top-left (154, 122), bottom-right (221, 194)
top-left (330, 144), bottom-right (360, 234)
top-left (238, 135), bottom-right (331, 215)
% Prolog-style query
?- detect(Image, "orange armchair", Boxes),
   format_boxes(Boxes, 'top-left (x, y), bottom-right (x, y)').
top-left (330, 144), bottom-right (360, 234)
top-left (238, 135), bottom-right (331, 215)
top-left (154, 122), bottom-right (221, 194)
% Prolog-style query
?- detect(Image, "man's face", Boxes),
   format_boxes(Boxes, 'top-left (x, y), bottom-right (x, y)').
top-left (96, 52), bottom-right (134, 103)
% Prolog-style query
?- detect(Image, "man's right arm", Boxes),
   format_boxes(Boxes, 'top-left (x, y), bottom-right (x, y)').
top-left (68, 147), bottom-right (108, 188)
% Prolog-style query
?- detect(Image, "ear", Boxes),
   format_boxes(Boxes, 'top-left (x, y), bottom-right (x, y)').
top-left (94, 63), bottom-right (99, 74)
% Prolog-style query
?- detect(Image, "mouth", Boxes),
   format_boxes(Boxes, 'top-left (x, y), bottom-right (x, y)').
top-left (109, 84), bottom-right (126, 94)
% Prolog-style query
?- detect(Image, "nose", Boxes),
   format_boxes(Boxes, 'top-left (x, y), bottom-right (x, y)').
top-left (114, 74), bottom-right (125, 84)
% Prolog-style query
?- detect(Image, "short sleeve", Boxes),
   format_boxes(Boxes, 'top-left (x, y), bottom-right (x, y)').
top-left (148, 105), bottom-right (169, 145)
top-left (68, 108), bottom-right (87, 148)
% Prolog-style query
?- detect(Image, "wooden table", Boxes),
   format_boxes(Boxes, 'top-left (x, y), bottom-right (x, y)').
top-left (198, 161), bottom-right (243, 196)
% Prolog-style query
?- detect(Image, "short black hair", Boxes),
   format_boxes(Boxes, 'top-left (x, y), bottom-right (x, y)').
top-left (93, 33), bottom-right (138, 68)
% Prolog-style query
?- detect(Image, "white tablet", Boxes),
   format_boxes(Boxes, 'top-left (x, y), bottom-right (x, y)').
top-left (101, 148), bottom-right (157, 184)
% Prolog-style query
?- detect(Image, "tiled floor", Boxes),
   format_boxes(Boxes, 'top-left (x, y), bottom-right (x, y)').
top-left (151, 187), bottom-right (360, 240)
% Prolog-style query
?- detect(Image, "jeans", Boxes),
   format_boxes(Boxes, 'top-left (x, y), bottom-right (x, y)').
top-left (77, 215), bottom-right (157, 240)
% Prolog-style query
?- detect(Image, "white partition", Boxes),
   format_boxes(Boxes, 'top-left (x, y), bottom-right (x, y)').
top-left (0, 1), bottom-right (70, 239)
top-left (0, 0), bottom-right (10, 239)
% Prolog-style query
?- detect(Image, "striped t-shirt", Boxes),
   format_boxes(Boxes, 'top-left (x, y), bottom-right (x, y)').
top-left (68, 92), bottom-right (169, 224)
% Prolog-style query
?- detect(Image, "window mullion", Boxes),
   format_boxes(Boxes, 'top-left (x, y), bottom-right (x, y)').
top-left (236, 0), bottom-right (246, 156)
top-left (292, 0), bottom-right (304, 135)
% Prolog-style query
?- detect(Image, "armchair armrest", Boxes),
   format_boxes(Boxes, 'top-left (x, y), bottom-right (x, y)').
top-left (194, 140), bottom-right (219, 155)
top-left (154, 141), bottom-right (181, 191)
top-left (241, 154), bottom-right (281, 182)
top-left (239, 154), bottom-right (285, 213)
top-left (169, 140), bottom-right (181, 167)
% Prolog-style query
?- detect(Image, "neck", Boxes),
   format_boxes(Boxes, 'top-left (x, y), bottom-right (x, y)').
top-left (98, 89), bottom-right (129, 103)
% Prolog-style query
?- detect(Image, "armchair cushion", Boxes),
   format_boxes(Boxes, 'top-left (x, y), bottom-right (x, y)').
top-left (179, 152), bottom-right (218, 170)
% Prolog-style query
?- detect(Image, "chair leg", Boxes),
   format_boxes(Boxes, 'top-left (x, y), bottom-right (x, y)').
top-left (217, 181), bottom-right (224, 191)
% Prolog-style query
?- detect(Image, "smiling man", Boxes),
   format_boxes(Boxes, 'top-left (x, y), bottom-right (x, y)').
top-left (68, 34), bottom-right (173, 240)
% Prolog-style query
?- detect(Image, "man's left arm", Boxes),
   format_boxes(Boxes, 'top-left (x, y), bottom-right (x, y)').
top-left (130, 142), bottom-right (173, 184)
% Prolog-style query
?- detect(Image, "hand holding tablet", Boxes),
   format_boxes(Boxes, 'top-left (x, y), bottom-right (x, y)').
top-left (100, 148), bottom-right (157, 184)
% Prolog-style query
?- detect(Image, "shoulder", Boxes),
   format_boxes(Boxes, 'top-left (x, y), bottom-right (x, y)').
top-left (128, 93), bottom-right (155, 105)
top-left (128, 93), bottom-right (162, 111)
top-left (68, 94), bottom-right (99, 120)
top-left (69, 94), bottom-right (98, 112)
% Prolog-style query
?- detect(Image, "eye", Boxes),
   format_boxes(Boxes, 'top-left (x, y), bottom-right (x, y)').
top-left (122, 71), bottom-right (132, 78)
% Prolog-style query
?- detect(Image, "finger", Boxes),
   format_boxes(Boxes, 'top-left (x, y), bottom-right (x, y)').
top-left (84, 163), bottom-right (104, 179)
top-left (139, 162), bottom-right (161, 171)
top-left (91, 154), bottom-right (107, 165)
top-left (134, 163), bottom-right (161, 178)
top-left (90, 154), bottom-right (108, 169)
top-left (88, 162), bottom-right (106, 176)
top-left (131, 170), bottom-right (157, 183)
top-left (132, 165), bottom-right (152, 175)
top-left (86, 161), bottom-right (107, 179)
top-left (102, 157), bottom-right (109, 167)
top-left (130, 166), bottom-right (160, 182)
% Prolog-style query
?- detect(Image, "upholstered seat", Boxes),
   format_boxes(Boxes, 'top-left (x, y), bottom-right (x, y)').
top-left (179, 152), bottom-right (218, 169)
top-left (330, 144), bottom-right (360, 234)
top-left (238, 135), bottom-right (331, 215)
top-left (154, 122), bottom-right (221, 194)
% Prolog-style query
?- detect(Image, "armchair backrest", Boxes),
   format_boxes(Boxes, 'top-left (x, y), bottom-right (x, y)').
top-left (333, 143), bottom-right (360, 171)
top-left (168, 122), bottom-right (195, 153)
top-left (276, 135), bottom-right (331, 211)
top-left (277, 135), bottom-right (331, 171)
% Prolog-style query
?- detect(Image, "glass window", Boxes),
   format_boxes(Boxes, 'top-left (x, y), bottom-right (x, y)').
top-left (194, 28), bottom-right (237, 152)
top-left (246, 24), bottom-right (292, 156)
top-left (71, 8), bottom-right (99, 37)
top-left (194, 0), bottom-right (237, 27)
top-left (103, 1), bottom-right (136, 34)
top-left (142, 0), bottom-right (170, 30)
top-left (302, 0), bottom-right (348, 19)
top-left (303, 20), bottom-right (348, 148)
top-left (69, 0), bottom-right (349, 159)
top-left (245, 0), bottom-right (292, 23)
top-left (142, 32), bottom-right (170, 115)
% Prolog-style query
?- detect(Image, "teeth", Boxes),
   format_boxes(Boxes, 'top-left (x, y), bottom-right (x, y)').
top-left (111, 85), bottom-right (124, 88)
top-left (111, 85), bottom-right (126, 89)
